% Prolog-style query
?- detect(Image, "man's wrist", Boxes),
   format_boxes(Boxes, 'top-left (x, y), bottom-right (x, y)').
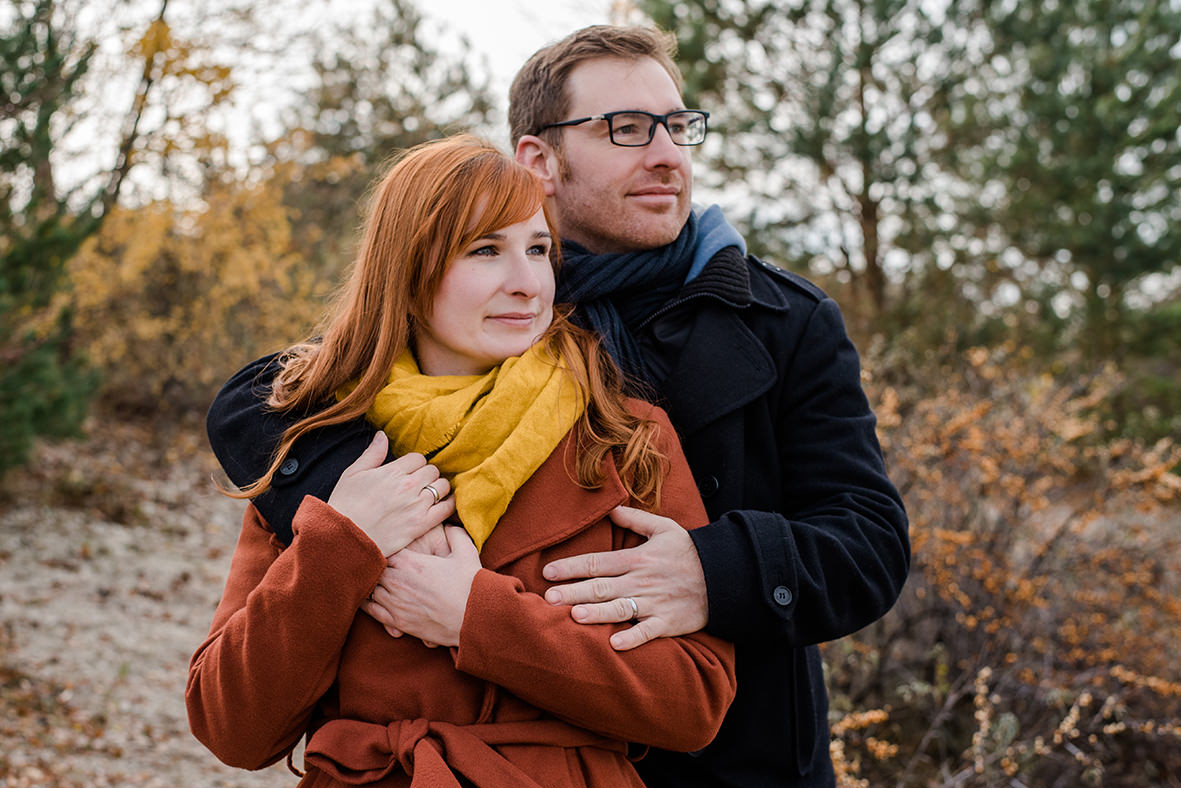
top-left (688, 515), bottom-right (766, 640)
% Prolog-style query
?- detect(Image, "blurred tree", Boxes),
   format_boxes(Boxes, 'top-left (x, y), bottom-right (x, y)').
top-left (58, 0), bottom-right (497, 413)
top-left (0, 0), bottom-right (133, 473)
top-left (638, 0), bottom-right (960, 323)
top-left (274, 0), bottom-right (496, 279)
top-left (934, 0), bottom-right (1181, 356)
top-left (640, 0), bottom-right (1181, 351)
top-left (0, 0), bottom-right (237, 472)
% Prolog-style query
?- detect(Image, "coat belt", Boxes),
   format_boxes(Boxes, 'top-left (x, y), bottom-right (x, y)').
top-left (305, 717), bottom-right (626, 786)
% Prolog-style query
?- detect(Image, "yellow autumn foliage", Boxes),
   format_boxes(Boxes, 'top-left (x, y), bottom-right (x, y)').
top-left (67, 175), bottom-right (327, 412)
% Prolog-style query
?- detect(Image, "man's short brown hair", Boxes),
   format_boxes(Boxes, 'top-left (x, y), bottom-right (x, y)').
top-left (508, 25), bottom-right (682, 149)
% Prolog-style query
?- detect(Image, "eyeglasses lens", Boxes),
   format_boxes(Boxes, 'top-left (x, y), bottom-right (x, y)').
top-left (610, 112), bottom-right (707, 146)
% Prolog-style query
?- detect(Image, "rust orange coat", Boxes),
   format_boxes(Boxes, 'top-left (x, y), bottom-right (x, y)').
top-left (186, 403), bottom-right (736, 787)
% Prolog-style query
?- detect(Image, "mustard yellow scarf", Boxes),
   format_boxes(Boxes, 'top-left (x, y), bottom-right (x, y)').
top-left (363, 345), bottom-right (584, 551)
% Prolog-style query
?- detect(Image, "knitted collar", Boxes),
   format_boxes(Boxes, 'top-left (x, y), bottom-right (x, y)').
top-left (556, 205), bottom-right (747, 385)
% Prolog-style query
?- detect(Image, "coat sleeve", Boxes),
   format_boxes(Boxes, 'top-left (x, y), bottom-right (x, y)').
top-left (453, 406), bottom-right (737, 753)
top-left (205, 353), bottom-right (378, 545)
top-left (185, 497), bottom-right (387, 769)
top-left (689, 294), bottom-right (910, 645)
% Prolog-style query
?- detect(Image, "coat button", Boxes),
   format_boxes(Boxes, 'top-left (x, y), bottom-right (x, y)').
top-left (279, 457), bottom-right (300, 476)
top-left (698, 475), bottom-right (719, 497)
top-left (772, 586), bottom-right (793, 606)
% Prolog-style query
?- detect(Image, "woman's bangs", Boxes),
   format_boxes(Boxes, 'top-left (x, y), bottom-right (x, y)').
top-left (466, 165), bottom-right (545, 241)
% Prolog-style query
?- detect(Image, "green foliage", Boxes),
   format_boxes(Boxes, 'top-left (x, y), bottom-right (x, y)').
top-left (0, 315), bottom-right (96, 476)
top-left (640, 0), bottom-right (1181, 355)
top-left (1, 0), bottom-right (102, 474)
top-left (639, 0), bottom-right (958, 315)
top-left (1101, 297), bottom-right (1181, 443)
top-left (934, 0), bottom-right (1181, 355)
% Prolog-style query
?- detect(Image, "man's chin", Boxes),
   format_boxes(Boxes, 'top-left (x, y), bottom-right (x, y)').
top-left (564, 214), bottom-right (688, 253)
top-left (625, 205), bottom-right (690, 242)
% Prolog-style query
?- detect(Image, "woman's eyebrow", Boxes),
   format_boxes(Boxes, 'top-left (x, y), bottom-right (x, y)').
top-left (472, 230), bottom-right (552, 241)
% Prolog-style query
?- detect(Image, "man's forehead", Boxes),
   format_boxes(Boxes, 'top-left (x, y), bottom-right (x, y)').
top-left (565, 56), bottom-right (685, 112)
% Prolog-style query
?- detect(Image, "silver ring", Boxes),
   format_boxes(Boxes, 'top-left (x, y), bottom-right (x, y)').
top-left (422, 483), bottom-right (440, 505)
top-left (625, 597), bottom-right (639, 620)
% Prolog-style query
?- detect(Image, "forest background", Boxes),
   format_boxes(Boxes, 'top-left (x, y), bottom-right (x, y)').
top-left (2, 0), bottom-right (1179, 786)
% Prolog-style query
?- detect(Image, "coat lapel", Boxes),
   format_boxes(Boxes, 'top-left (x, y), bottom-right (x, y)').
top-left (661, 305), bottom-right (779, 436)
top-left (478, 432), bottom-right (627, 572)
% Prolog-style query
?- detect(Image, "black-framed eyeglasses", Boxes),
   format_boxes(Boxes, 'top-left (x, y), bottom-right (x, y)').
top-left (538, 110), bottom-right (710, 147)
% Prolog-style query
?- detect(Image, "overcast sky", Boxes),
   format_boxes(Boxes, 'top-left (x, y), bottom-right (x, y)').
top-left (425, 0), bottom-right (612, 96)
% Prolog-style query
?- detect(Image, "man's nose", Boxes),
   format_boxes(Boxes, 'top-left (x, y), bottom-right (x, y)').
top-left (644, 121), bottom-right (683, 168)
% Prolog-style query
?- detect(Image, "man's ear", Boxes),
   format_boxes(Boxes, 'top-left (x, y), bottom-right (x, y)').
top-left (516, 135), bottom-right (559, 196)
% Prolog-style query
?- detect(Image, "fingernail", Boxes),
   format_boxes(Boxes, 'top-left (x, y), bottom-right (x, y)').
top-left (572, 605), bottom-right (587, 621)
top-left (545, 589), bottom-right (562, 605)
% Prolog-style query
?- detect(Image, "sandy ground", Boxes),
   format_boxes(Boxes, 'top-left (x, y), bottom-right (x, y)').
top-left (0, 424), bottom-right (298, 787)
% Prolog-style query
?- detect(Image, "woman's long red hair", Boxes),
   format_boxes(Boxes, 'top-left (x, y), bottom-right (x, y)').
top-left (237, 135), bottom-right (667, 507)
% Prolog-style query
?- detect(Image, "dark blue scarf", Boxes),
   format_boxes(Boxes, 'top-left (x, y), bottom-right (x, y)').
top-left (556, 212), bottom-right (699, 386)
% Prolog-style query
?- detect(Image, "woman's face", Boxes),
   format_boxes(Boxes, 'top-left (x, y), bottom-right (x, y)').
top-left (414, 208), bottom-right (555, 376)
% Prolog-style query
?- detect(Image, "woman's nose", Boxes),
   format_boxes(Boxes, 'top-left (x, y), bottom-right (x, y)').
top-left (506, 254), bottom-right (544, 297)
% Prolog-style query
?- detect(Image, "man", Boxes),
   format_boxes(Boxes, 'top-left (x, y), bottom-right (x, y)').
top-left (207, 25), bottom-right (909, 788)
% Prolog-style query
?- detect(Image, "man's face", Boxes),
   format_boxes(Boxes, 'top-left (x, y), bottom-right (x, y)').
top-left (547, 57), bottom-right (694, 254)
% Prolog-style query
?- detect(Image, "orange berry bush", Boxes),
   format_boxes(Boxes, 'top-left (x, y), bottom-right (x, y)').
top-left (825, 342), bottom-right (1180, 786)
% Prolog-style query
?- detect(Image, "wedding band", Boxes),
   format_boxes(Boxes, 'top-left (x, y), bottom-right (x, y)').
top-left (625, 597), bottom-right (639, 620)
top-left (422, 483), bottom-right (441, 505)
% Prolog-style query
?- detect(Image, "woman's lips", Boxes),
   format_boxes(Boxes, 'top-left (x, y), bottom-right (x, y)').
top-left (487, 313), bottom-right (537, 327)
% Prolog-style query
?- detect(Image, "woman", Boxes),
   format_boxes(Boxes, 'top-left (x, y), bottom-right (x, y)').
top-left (185, 135), bottom-right (735, 788)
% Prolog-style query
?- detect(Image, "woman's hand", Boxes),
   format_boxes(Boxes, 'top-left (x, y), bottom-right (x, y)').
top-left (363, 526), bottom-right (480, 647)
top-left (327, 431), bottom-right (455, 557)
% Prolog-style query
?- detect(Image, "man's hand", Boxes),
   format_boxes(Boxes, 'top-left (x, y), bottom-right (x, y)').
top-left (362, 526), bottom-right (479, 647)
top-left (542, 506), bottom-right (708, 651)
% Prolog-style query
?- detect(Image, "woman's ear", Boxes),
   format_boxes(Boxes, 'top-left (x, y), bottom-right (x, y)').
top-left (515, 135), bottom-right (559, 196)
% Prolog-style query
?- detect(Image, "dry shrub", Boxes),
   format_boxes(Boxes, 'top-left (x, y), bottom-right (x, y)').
top-left (65, 173), bottom-right (325, 414)
top-left (826, 342), bottom-right (1181, 787)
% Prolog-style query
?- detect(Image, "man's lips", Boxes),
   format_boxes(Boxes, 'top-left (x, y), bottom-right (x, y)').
top-left (630, 184), bottom-right (680, 197)
top-left (629, 184), bottom-right (681, 206)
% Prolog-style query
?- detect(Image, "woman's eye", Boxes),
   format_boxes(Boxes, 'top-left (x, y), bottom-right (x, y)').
top-left (469, 244), bottom-right (498, 256)
top-left (528, 244), bottom-right (550, 256)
